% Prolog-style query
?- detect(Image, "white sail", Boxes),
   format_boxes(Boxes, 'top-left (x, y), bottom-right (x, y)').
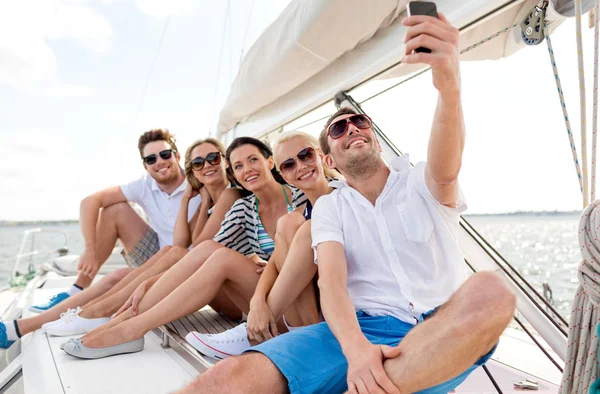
top-left (217, 0), bottom-right (591, 141)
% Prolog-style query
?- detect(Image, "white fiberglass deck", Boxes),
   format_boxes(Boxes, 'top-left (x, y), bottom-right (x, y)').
top-left (21, 276), bottom-right (198, 394)
top-left (17, 273), bottom-right (562, 394)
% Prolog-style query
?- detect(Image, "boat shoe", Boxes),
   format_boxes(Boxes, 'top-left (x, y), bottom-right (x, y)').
top-left (63, 337), bottom-right (144, 359)
top-left (60, 338), bottom-right (81, 351)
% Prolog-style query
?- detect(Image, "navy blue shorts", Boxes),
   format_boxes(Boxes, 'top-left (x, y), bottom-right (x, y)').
top-left (248, 310), bottom-right (495, 394)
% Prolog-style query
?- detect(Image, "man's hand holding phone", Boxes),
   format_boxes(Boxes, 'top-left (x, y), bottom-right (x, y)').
top-left (403, 2), bottom-right (460, 95)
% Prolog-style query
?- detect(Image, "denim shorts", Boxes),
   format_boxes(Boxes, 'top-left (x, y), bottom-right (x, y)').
top-left (248, 310), bottom-right (496, 394)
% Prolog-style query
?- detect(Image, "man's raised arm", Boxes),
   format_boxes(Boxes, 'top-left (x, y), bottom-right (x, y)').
top-left (402, 12), bottom-right (464, 207)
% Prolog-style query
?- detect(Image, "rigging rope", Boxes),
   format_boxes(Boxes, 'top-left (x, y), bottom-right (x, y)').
top-left (576, 0), bottom-right (591, 207)
top-left (239, 0), bottom-right (256, 67)
top-left (592, 0), bottom-right (599, 202)
top-left (546, 24), bottom-right (586, 197)
top-left (560, 201), bottom-right (600, 393)
top-left (361, 23), bottom-right (520, 106)
top-left (209, 0), bottom-right (231, 137)
top-left (129, 14), bottom-right (172, 139)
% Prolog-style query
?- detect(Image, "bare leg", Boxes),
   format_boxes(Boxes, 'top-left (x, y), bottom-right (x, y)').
top-left (208, 289), bottom-right (243, 321)
top-left (82, 247), bottom-right (260, 348)
top-left (75, 202), bottom-right (149, 288)
top-left (269, 220), bottom-right (319, 327)
top-left (81, 240), bottom-right (225, 337)
top-left (80, 246), bottom-right (172, 311)
top-left (176, 353), bottom-right (288, 394)
top-left (270, 212), bottom-right (305, 275)
top-left (383, 272), bottom-right (515, 393)
top-left (16, 267), bottom-right (132, 336)
top-left (78, 246), bottom-right (189, 318)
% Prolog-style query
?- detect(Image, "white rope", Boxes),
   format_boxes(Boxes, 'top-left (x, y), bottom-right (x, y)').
top-left (576, 0), bottom-right (590, 208)
top-left (560, 202), bottom-right (600, 393)
top-left (592, 0), bottom-right (600, 202)
top-left (546, 26), bottom-right (586, 197)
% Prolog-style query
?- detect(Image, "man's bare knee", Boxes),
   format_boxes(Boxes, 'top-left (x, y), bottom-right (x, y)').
top-left (454, 272), bottom-right (515, 343)
top-left (100, 202), bottom-right (132, 222)
top-left (199, 353), bottom-right (288, 392)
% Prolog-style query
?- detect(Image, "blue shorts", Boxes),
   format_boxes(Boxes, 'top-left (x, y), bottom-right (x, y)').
top-left (248, 310), bottom-right (496, 394)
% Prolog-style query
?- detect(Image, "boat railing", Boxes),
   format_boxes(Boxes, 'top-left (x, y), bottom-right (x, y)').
top-left (9, 228), bottom-right (70, 285)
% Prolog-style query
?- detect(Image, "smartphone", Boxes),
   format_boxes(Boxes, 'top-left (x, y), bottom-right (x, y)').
top-left (406, 1), bottom-right (439, 53)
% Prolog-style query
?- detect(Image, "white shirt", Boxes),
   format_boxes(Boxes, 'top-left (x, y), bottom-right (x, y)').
top-left (120, 174), bottom-right (202, 248)
top-left (311, 155), bottom-right (467, 324)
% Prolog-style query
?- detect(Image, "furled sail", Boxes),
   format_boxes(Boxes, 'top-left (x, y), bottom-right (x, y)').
top-left (217, 0), bottom-right (592, 141)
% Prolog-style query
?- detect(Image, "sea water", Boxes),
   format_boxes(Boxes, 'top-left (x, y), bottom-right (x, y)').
top-left (0, 214), bottom-right (581, 319)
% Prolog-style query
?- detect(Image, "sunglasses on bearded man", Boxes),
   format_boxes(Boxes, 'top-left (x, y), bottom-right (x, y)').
top-left (142, 149), bottom-right (175, 165)
top-left (327, 114), bottom-right (372, 140)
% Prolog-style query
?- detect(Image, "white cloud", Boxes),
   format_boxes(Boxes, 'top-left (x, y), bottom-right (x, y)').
top-left (41, 82), bottom-right (94, 98)
top-left (0, 0), bottom-right (111, 94)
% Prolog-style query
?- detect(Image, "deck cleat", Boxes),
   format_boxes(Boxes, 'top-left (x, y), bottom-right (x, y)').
top-left (514, 378), bottom-right (539, 390)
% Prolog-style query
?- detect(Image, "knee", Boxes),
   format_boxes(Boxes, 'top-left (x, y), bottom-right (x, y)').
top-left (169, 245), bottom-right (187, 258)
top-left (156, 246), bottom-right (172, 258)
top-left (205, 248), bottom-right (237, 270)
top-left (103, 267), bottom-right (132, 288)
top-left (206, 356), bottom-right (248, 384)
top-left (193, 240), bottom-right (221, 256)
top-left (276, 212), bottom-right (306, 243)
top-left (461, 272), bottom-right (516, 331)
top-left (186, 240), bottom-right (220, 263)
top-left (101, 202), bottom-right (130, 221)
top-left (296, 220), bottom-right (312, 240)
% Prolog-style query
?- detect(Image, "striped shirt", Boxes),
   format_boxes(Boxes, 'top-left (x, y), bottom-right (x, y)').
top-left (213, 185), bottom-right (307, 261)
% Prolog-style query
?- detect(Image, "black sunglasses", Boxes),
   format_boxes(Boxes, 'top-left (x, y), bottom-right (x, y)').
top-left (191, 152), bottom-right (222, 171)
top-left (143, 149), bottom-right (175, 165)
top-left (327, 114), bottom-right (372, 139)
top-left (279, 147), bottom-right (317, 174)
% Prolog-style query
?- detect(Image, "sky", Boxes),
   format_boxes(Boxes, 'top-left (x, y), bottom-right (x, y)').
top-left (0, 0), bottom-right (597, 220)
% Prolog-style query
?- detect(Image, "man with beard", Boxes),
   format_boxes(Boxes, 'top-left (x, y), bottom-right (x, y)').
top-left (29, 129), bottom-right (201, 313)
top-left (176, 12), bottom-right (515, 394)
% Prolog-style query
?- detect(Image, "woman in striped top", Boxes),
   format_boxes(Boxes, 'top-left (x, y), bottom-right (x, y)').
top-left (70, 137), bottom-right (307, 356)
top-left (185, 131), bottom-right (340, 359)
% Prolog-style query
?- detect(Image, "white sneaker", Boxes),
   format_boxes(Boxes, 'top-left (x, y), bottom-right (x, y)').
top-left (43, 308), bottom-right (79, 328)
top-left (185, 323), bottom-right (250, 359)
top-left (42, 307), bottom-right (110, 336)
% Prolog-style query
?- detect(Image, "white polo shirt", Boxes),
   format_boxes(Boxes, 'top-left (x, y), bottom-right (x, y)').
top-left (311, 155), bottom-right (467, 325)
top-left (120, 174), bottom-right (202, 248)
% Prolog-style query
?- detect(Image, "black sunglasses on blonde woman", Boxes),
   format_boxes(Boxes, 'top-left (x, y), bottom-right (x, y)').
top-left (191, 152), bottom-right (223, 171)
top-left (279, 147), bottom-right (317, 174)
